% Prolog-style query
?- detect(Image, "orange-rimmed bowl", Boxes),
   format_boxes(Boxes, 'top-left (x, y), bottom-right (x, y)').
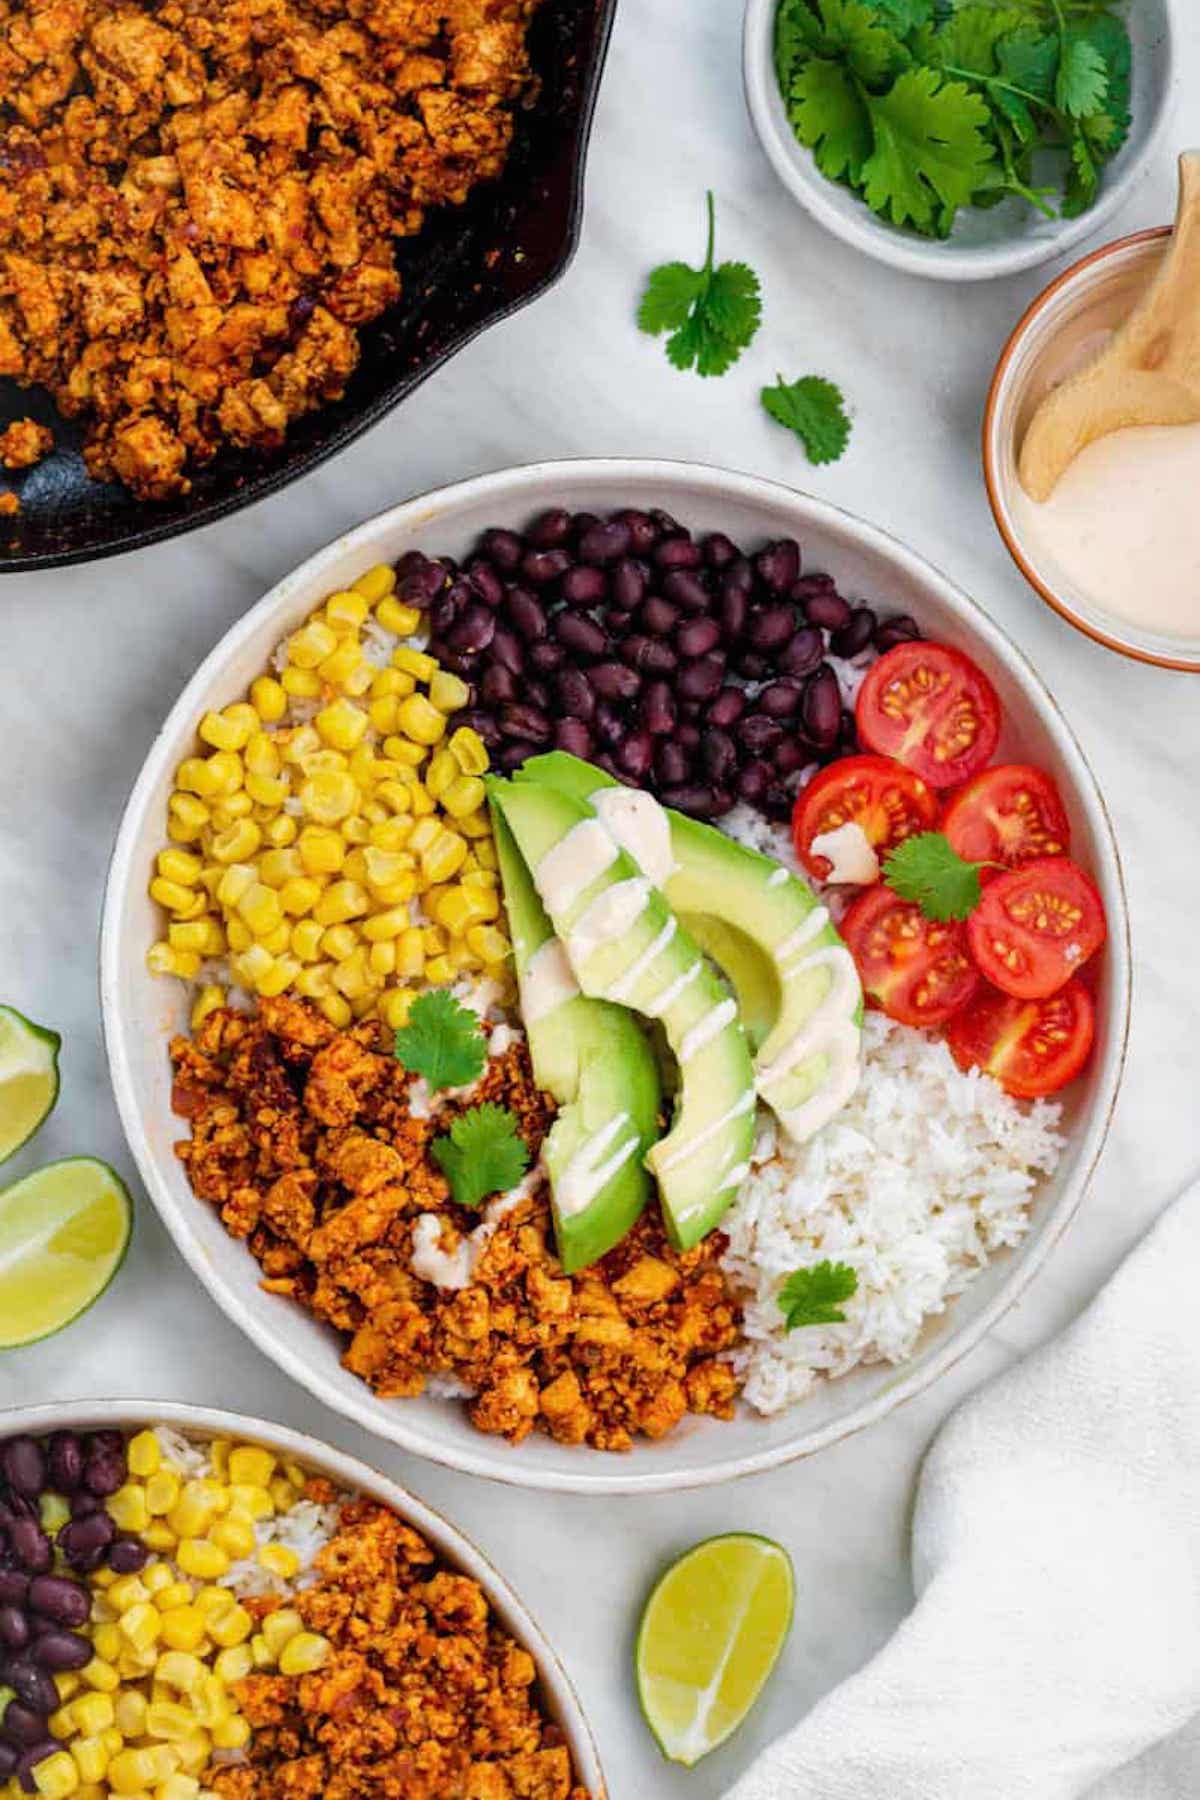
top-left (984, 225), bottom-right (1200, 675)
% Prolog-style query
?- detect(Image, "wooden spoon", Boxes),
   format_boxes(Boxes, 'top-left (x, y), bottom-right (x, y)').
top-left (1019, 151), bottom-right (1200, 503)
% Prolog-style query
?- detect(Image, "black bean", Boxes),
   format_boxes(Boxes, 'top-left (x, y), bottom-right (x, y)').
top-left (676, 654), bottom-right (725, 703)
top-left (45, 1435), bottom-right (82, 1495)
top-left (554, 612), bottom-right (608, 660)
top-left (655, 741), bottom-right (689, 787)
top-left (804, 590), bottom-right (853, 633)
top-left (677, 722), bottom-right (701, 751)
top-left (67, 1493), bottom-right (99, 1519)
top-left (738, 715), bottom-right (785, 756)
top-left (592, 751), bottom-right (619, 777)
top-left (735, 650), bottom-right (769, 681)
top-left (465, 559), bottom-right (504, 610)
top-left (0, 1744), bottom-right (13, 1780)
top-left (15, 1742), bottom-right (58, 1794)
top-left (570, 511), bottom-right (602, 540)
top-left (5, 1665), bottom-right (55, 1715)
top-left (701, 532), bottom-right (738, 570)
top-left (0, 1444), bottom-right (42, 1502)
top-left (27, 1578), bottom-right (87, 1628)
top-left (802, 665), bottom-right (842, 745)
top-left (617, 731), bottom-right (655, 780)
top-left (706, 686), bottom-right (747, 730)
top-left (57, 1514), bottom-right (114, 1566)
top-left (736, 760), bottom-right (770, 804)
top-left (777, 739), bottom-right (813, 776)
top-left (701, 728), bottom-right (737, 784)
top-left (594, 703), bottom-right (625, 749)
top-left (650, 508), bottom-right (683, 535)
top-left (554, 719), bottom-right (594, 758)
top-left (875, 613), bottom-right (921, 651)
top-left (505, 586), bottom-right (547, 642)
top-left (395, 552), bottom-right (446, 607)
top-left (2, 1703), bottom-right (45, 1750)
top-left (561, 564), bottom-right (608, 608)
top-left (427, 640), bottom-right (475, 680)
top-left (661, 783), bottom-right (718, 819)
top-left (719, 578), bottom-right (748, 641)
top-left (754, 539), bottom-right (802, 593)
top-left (590, 661), bottom-right (641, 703)
top-left (106, 1539), bottom-right (149, 1576)
top-left (653, 536), bottom-right (702, 571)
top-left (524, 677), bottom-right (550, 713)
top-left (521, 548), bottom-right (571, 587)
top-left (675, 617), bottom-right (721, 660)
top-left (619, 635), bottom-right (676, 676)
top-left (639, 681), bottom-right (676, 736)
top-left (832, 607), bottom-right (876, 659)
top-left (490, 626), bottom-right (525, 676)
top-left (764, 784), bottom-right (794, 822)
top-left (662, 569), bottom-right (709, 614)
top-left (499, 704), bottom-right (551, 744)
top-left (456, 710), bottom-right (501, 749)
top-left (0, 1575), bottom-right (27, 1608)
top-left (529, 642), bottom-right (566, 674)
top-left (428, 593), bottom-right (459, 640)
top-left (479, 528), bottom-right (525, 572)
top-left (497, 743), bottom-right (531, 772)
top-left (6, 1525), bottom-right (48, 1575)
top-left (838, 707), bottom-right (859, 753)
top-left (447, 604), bottom-right (496, 655)
top-left (780, 627), bottom-right (825, 678)
top-left (527, 507), bottom-right (571, 549)
top-left (612, 509), bottom-right (659, 555)
top-left (612, 557), bottom-right (649, 611)
top-left (31, 1632), bottom-right (90, 1673)
top-left (638, 596), bottom-right (677, 637)
top-left (758, 679), bottom-right (802, 719)
top-left (578, 520), bottom-right (632, 565)
top-left (0, 1610), bottom-right (28, 1652)
top-left (554, 667), bottom-right (595, 721)
top-left (746, 604), bottom-right (796, 652)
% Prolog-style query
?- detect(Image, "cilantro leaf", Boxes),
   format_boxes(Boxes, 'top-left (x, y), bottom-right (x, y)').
top-left (995, 26), bottom-right (1058, 101)
top-left (432, 1103), bottom-right (531, 1212)
top-left (762, 373), bottom-right (851, 465)
top-left (790, 57), bottom-right (873, 182)
top-left (638, 193), bottom-right (761, 378)
top-left (778, 1260), bottom-right (858, 1330)
top-left (1055, 29), bottom-right (1108, 118)
top-left (883, 831), bottom-right (986, 921)
top-left (394, 990), bottom-right (487, 1091)
top-left (776, 0), bottom-right (823, 86)
top-left (1061, 126), bottom-right (1099, 218)
top-left (867, 0), bottom-right (934, 33)
top-left (860, 65), bottom-right (995, 233)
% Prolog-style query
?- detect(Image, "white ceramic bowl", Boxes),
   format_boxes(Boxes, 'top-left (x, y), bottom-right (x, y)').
top-left (0, 1399), bottom-right (606, 1793)
top-left (102, 460), bottom-right (1130, 1494)
top-left (742, 0), bottom-right (1176, 281)
top-left (985, 224), bottom-right (1200, 672)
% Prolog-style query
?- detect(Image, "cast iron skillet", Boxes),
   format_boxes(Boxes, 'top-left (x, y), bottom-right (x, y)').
top-left (0, 0), bottom-right (616, 573)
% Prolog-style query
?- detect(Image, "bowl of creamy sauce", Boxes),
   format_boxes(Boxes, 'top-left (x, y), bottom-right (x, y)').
top-left (985, 227), bottom-right (1200, 673)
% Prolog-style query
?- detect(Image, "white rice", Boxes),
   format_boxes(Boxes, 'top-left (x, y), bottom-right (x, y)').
top-left (721, 1013), bottom-right (1065, 1415)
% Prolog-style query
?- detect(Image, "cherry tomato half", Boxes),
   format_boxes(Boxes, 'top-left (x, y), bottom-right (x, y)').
top-left (841, 886), bottom-right (980, 1028)
top-left (856, 642), bottom-right (1001, 790)
top-left (943, 764), bottom-right (1070, 867)
top-left (946, 980), bottom-right (1095, 1099)
top-left (792, 754), bottom-right (938, 883)
top-left (967, 855), bottom-right (1106, 1000)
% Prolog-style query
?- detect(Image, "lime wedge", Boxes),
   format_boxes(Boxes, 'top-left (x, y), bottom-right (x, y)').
top-left (636, 1532), bottom-right (794, 1766)
top-left (0, 1005), bottom-right (61, 1164)
top-left (0, 1158), bottom-right (132, 1348)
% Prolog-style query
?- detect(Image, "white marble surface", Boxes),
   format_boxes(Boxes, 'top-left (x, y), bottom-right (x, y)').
top-left (3, 4), bottom-right (1200, 1795)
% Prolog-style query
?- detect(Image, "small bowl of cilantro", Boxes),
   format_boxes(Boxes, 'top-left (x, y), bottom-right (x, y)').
top-left (743, 0), bottom-right (1176, 281)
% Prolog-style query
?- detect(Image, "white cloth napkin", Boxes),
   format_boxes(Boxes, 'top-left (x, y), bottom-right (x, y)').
top-left (725, 1181), bottom-right (1200, 1800)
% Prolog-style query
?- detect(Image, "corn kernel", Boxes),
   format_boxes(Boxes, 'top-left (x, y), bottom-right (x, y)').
top-left (326, 588), bottom-right (372, 628)
top-left (113, 1689), bottom-right (147, 1737)
top-left (109, 1748), bottom-right (161, 1794)
top-left (441, 774), bottom-right (486, 819)
top-left (120, 1605), bottom-right (162, 1653)
top-left (213, 1644), bottom-right (253, 1686)
top-left (368, 941), bottom-right (396, 978)
top-left (256, 1543), bottom-right (301, 1579)
top-left (287, 621), bottom-right (338, 668)
top-left (317, 642), bottom-right (364, 689)
top-left (146, 1699), bottom-right (198, 1743)
top-left (313, 880), bottom-right (369, 927)
top-left (31, 1749), bottom-right (78, 1797)
top-left (167, 793), bottom-right (211, 842)
top-left (209, 1513), bottom-right (256, 1560)
top-left (81, 1659), bottom-right (119, 1694)
top-left (382, 734), bottom-right (427, 768)
top-left (377, 987), bottom-right (411, 1030)
top-left (447, 726), bottom-right (489, 775)
top-left (264, 813), bottom-right (298, 849)
top-left (190, 1675), bottom-right (230, 1730)
top-left (369, 667), bottom-right (413, 700)
top-left (172, 1730), bottom-right (212, 1776)
top-left (143, 1469), bottom-right (181, 1517)
top-left (152, 1580), bottom-right (193, 1611)
top-left (353, 563), bottom-right (397, 604)
top-left (424, 749), bottom-right (457, 801)
top-left (367, 695), bottom-right (399, 735)
top-left (331, 950), bottom-right (372, 1000)
top-left (376, 596), bottom-right (421, 635)
top-left (176, 1540), bottom-right (229, 1581)
top-left (207, 1604), bottom-right (252, 1650)
top-left (468, 923), bottom-right (512, 964)
top-left (396, 693), bottom-right (446, 746)
top-left (192, 1588), bottom-right (235, 1625)
top-left (319, 992), bottom-right (353, 1027)
top-left (211, 819), bottom-right (262, 865)
top-left (278, 1632), bottom-right (330, 1677)
top-left (261, 1610), bottom-right (304, 1657)
top-left (314, 697), bottom-right (368, 752)
top-left (142, 1524), bottom-right (178, 1554)
top-left (106, 1486), bottom-right (150, 1534)
top-left (250, 675), bottom-right (288, 722)
top-left (166, 1487), bottom-right (219, 1541)
top-left (394, 928), bottom-right (426, 979)
top-left (154, 1651), bottom-right (205, 1694)
top-left (227, 1483), bottom-right (274, 1521)
top-left (421, 830), bottom-right (468, 884)
top-left (149, 877), bottom-right (197, 915)
top-left (73, 1736), bottom-right (110, 1784)
top-left (157, 1777), bottom-right (201, 1800)
top-left (280, 666), bottom-right (321, 701)
top-left (92, 1625), bottom-right (121, 1664)
top-left (426, 954), bottom-right (455, 984)
top-left (293, 964), bottom-right (332, 1000)
top-left (110, 1574), bottom-right (151, 1612)
top-left (198, 705), bottom-right (256, 753)
top-left (291, 919), bottom-right (325, 962)
top-left (374, 778), bottom-right (414, 816)
top-left (299, 770), bottom-right (358, 825)
top-left (429, 670), bottom-right (470, 713)
top-left (175, 757), bottom-right (220, 799)
top-left (211, 790), bottom-right (254, 827)
top-left (158, 1609), bottom-right (206, 1654)
top-left (156, 849), bottom-right (204, 889)
top-left (210, 1714), bottom-right (251, 1753)
top-left (206, 752), bottom-right (244, 797)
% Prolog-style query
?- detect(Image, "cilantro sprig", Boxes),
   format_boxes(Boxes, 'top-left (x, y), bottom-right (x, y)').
top-left (638, 192), bottom-right (762, 377)
top-left (394, 990), bottom-right (487, 1092)
top-left (778, 1260), bottom-right (858, 1330)
top-left (775, 0), bottom-right (1133, 237)
top-left (762, 373), bottom-right (851, 465)
top-left (432, 1103), bottom-right (531, 1212)
top-left (883, 831), bottom-right (993, 922)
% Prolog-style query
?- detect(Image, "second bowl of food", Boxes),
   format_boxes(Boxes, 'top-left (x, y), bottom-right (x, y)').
top-left (0, 1402), bottom-right (603, 1797)
top-left (102, 460), bottom-right (1130, 1494)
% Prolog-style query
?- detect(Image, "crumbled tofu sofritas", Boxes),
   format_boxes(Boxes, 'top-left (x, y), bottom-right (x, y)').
top-left (171, 996), bottom-right (742, 1452)
top-left (0, 0), bottom-right (537, 500)
top-left (0, 416), bottom-right (52, 468)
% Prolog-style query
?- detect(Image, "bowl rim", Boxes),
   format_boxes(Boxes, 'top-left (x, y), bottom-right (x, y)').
top-left (983, 223), bottom-right (1200, 674)
top-left (740, 0), bottom-right (1177, 282)
top-left (100, 456), bottom-right (1132, 1495)
top-left (0, 1397), bottom-right (608, 1795)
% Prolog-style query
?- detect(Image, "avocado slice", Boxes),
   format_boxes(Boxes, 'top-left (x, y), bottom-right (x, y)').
top-left (488, 778), bottom-right (755, 1252)
top-left (491, 807), bottom-right (661, 1273)
top-left (518, 753), bottom-right (863, 1143)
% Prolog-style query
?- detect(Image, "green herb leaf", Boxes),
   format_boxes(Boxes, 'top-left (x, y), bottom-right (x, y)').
top-left (432, 1103), bottom-right (531, 1212)
top-left (1055, 30), bottom-right (1108, 118)
top-left (882, 831), bottom-right (986, 921)
top-left (867, 0), bottom-right (934, 33)
top-left (778, 1260), bottom-right (859, 1330)
top-left (394, 990), bottom-right (487, 1092)
top-left (860, 65), bottom-right (995, 233)
top-left (790, 57), bottom-right (873, 182)
top-left (762, 374), bottom-right (851, 465)
top-left (637, 193), bottom-right (762, 378)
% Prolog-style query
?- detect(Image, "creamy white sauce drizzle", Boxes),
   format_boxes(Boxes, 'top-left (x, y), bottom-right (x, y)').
top-left (766, 867), bottom-right (790, 888)
top-left (775, 906), bottom-right (831, 969)
top-left (522, 939), bottom-right (579, 1024)
top-left (679, 998), bottom-right (737, 1065)
top-left (656, 1089), bottom-right (756, 1174)
top-left (643, 956), bottom-right (703, 1019)
top-left (720, 1162), bottom-right (750, 1190)
top-left (567, 878), bottom-right (651, 964)
top-left (762, 1020), bottom-right (862, 1142)
top-left (536, 819), bottom-right (618, 915)
top-left (409, 1214), bottom-right (474, 1291)
top-left (606, 916), bottom-right (677, 1005)
top-left (809, 821), bottom-right (879, 885)
top-left (556, 1112), bottom-right (641, 1218)
top-left (592, 785), bottom-right (676, 886)
top-left (757, 946), bottom-right (860, 1086)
